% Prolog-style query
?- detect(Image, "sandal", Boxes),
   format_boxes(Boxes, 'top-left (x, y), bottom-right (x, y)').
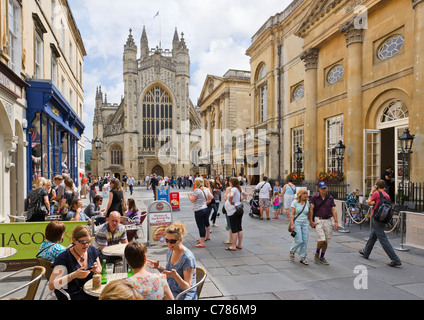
top-left (290, 252), bottom-right (295, 261)
top-left (300, 259), bottom-right (309, 265)
top-left (195, 243), bottom-right (205, 248)
top-left (225, 247), bottom-right (237, 251)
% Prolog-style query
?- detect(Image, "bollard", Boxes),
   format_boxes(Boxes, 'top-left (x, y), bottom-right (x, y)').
top-left (339, 203), bottom-right (350, 233)
top-left (395, 211), bottom-right (410, 252)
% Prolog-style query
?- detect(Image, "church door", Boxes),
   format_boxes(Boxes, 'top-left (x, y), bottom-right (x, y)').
top-left (152, 165), bottom-right (164, 177)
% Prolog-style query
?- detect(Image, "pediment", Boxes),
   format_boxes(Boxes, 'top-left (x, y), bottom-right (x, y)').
top-left (295, 0), bottom-right (347, 38)
top-left (197, 75), bottom-right (224, 105)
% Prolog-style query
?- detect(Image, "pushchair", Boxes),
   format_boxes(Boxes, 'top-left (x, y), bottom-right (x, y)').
top-left (249, 195), bottom-right (261, 218)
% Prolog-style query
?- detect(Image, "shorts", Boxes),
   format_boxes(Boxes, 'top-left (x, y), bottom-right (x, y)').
top-left (259, 198), bottom-right (271, 208)
top-left (314, 217), bottom-right (334, 242)
top-left (274, 206), bottom-right (279, 210)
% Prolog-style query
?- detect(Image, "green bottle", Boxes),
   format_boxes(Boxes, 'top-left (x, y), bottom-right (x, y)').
top-left (101, 259), bottom-right (107, 285)
top-left (127, 265), bottom-right (134, 277)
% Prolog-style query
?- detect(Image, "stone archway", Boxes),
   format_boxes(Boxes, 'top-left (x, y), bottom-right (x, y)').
top-left (152, 165), bottom-right (164, 177)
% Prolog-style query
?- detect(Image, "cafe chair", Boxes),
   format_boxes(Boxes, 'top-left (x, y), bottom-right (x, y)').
top-left (7, 213), bottom-right (26, 223)
top-left (135, 211), bottom-right (148, 241)
top-left (0, 266), bottom-right (45, 300)
top-left (37, 258), bottom-right (71, 300)
top-left (176, 266), bottom-right (207, 300)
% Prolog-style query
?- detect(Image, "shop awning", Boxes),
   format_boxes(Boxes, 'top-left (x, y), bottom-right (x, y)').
top-left (25, 79), bottom-right (85, 139)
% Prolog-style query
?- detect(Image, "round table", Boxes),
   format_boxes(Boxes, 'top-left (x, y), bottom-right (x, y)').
top-left (0, 247), bottom-right (17, 259)
top-left (101, 243), bottom-right (128, 273)
top-left (83, 273), bottom-right (128, 298)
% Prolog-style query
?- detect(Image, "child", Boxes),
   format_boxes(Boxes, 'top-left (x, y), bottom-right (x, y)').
top-left (272, 191), bottom-right (280, 219)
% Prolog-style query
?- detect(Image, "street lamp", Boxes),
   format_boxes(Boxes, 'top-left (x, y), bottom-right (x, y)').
top-left (294, 143), bottom-right (303, 179)
top-left (334, 140), bottom-right (346, 179)
top-left (398, 129), bottom-right (415, 199)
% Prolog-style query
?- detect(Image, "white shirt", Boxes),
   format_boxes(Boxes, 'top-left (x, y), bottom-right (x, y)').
top-left (255, 181), bottom-right (272, 199)
top-left (225, 187), bottom-right (241, 216)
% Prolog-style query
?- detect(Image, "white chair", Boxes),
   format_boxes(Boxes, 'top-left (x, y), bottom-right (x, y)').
top-left (0, 266), bottom-right (45, 300)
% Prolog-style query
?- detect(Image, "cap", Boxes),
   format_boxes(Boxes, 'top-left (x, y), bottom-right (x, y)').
top-left (318, 181), bottom-right (327, 189)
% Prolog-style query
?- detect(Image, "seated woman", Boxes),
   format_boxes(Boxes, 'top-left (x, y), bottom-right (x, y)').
top-left (49, 225), bottom-right (101, 300)
top-left (147, 222), bottom-right (197, 300)
top-left (99, 279), bottom-right (143, 300)
top-left (65, 199), bottom-right (90, 222)
top-left (37, 221), bottom-right (66, 261)
top-left (125, 198), bottom-right (141, 223)
top-left (124, 241), bottom-right (173, 300)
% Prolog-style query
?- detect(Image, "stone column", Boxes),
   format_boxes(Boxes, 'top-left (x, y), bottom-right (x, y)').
top-left (340, 18), bottom-right (365, 191)
top-left (411, 0), bottom-right (424, 179)
top-left (300, 48), bottom-right (319, 181)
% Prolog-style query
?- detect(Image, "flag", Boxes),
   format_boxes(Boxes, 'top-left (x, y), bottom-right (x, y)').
top-left (153, 11), bottom-right (159, 19)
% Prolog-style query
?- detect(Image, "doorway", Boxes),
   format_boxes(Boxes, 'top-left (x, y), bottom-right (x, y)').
top-left (152, 165), bottom-right (164, 177)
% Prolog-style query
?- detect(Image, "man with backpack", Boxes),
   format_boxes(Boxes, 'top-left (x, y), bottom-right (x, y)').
top-left (359, 179), bottom-right (401, 267)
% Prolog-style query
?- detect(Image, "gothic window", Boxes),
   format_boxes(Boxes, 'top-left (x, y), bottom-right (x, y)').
top-left (327, 65), bottom-right (344, 84)
top-left (110, 145), bottom-right (123, 165)
top-left (378, 35), bottom-right (405, 60)
top-left (142, 85), bottom-right (173, 149)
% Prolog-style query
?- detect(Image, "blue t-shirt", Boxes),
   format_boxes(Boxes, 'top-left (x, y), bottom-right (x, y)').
top-left (291, 200), bottom-right (310, 222)
top-left (37, 241), bottom-right (66, 261)
top-left (166, 249), bottom-right (197, 300)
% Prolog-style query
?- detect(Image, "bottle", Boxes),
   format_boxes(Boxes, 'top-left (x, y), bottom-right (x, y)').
top-left (101, 259), bottom-right (107, 285)
top-left (127, 264), bottom-right (134, 277)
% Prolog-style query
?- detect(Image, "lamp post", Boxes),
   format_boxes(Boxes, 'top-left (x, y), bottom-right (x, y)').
top-left (334, 140), bottom-right (346, 180)
top-left (294, 143), bottom-right (303, 181)
top-left (398, 129), bottom-right (415, 202)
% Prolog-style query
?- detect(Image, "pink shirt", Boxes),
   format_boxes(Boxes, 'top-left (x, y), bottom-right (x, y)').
top-left (370, 190), bottom-right (390, 215)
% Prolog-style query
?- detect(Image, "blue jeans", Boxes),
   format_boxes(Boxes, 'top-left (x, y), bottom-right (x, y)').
top-left (289, 220), bottom-right (309, 259)
top-left (363, 217), bottom-right (401, 263)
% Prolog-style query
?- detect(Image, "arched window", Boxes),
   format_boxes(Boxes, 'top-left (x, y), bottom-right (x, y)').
top-left (380, 100), bottom-right (409, 124)
top-left (142, 85), bottom-right (173, 149)
top-left (257, 64), bottom-right (267, 81)
top-left (110, 145), bottom-right (123, 165)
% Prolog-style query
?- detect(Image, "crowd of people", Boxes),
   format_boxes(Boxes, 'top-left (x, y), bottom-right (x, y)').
top-left (27, 169), bottom-right (401, 301)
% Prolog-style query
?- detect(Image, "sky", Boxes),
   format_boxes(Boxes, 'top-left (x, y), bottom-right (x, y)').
top-left (67, 0), bottom-right (293, 149)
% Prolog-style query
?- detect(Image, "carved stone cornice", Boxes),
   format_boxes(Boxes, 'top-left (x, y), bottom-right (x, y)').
top-left (340, 18), bottom-right (365, 47)
top-left (300, 48), bottom-right (319, 71)
top-left (412, 0), bottom-right (424, 9)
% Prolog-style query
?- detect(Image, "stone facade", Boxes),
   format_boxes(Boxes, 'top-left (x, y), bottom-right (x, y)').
top-left (245, 0), bottom-right (424, 193)
top-left (92, 27), bottom-right (201, 180)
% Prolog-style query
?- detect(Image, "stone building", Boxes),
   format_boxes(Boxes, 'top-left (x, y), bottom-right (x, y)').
top-left (92, 27), bottom-right (201, 180)
top-left (0, 0), bottom-right (85, 220)
top-left (246, 0), bottom-right (424, 194)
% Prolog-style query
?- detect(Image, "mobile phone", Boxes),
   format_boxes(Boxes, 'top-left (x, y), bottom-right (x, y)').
top-left (84, 266), bottom-right (94, 271)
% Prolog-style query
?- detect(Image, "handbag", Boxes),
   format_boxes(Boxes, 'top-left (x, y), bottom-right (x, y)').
top-left (235, 204), bottom-right (244, 216)
top-left (288, 202), bottom-right (308, 233)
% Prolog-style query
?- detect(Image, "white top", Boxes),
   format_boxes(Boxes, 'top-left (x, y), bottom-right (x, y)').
top-left (225, 187), bottom-right (241, 216)
top-left (255, 181), bottom-right (272, 199)
top-left (192, 187), bottom-right (212, 212)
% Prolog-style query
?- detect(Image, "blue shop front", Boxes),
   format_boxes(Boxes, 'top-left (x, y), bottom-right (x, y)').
top-left (26, 80), bottom-right (84, 193)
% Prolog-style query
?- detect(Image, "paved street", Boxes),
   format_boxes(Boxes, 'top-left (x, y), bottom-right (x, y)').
top-left (1, 185), bottom-right (424, 300)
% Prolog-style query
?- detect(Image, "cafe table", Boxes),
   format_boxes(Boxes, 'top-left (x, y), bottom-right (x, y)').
top-left (0, 247), bottom-right (17, 260)
top-left (101, 243), bottom-right (128, 273)
top-left (83, 273), bottom-right (128, 298)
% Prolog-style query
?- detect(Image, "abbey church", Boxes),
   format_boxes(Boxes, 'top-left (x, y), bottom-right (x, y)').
top-left (91, 27), bottom-right (201, 180)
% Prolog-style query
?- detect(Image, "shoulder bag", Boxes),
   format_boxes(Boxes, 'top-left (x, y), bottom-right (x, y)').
top-left (288, 202), bottom-right (307, 233)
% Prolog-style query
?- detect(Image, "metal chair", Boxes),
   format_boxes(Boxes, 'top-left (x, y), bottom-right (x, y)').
top-left (0, 266), bottom-right (45, 300)
top-left (176, 266), bottom-right (207, 300)
top-left (37, 258), bottom-right (71, 300)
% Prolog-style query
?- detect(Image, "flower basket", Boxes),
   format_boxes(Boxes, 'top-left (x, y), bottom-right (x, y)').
top-left (288, 172), bottom-right (304, 182)
top-left (317, 171), bottom-right (344, 184)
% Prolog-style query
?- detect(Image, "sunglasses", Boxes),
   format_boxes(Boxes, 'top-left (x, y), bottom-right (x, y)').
top-left (76, 239), bottom-right (91, 245)
top-left (165, 238), bottom-right (178, 244)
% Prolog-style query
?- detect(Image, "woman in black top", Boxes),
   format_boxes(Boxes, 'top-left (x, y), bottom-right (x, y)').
top-left (27, 177), bottom-right (50, 222)
top-left (106, 178), bottom-right (125, 216)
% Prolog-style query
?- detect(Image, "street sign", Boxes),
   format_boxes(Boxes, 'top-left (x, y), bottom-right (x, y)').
top-left (170, 192), bottom-right (180, 211)
top-left (156, 185), bottom-right (170, 203)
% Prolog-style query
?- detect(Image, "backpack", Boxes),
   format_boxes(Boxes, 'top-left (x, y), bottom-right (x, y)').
top-left (373, 191), bottom-right (393, 224)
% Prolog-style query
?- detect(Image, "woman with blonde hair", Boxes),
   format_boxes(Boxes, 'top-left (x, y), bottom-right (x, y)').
top-left (27, 177), bottom-right (50, 222)
top-left (188, 178), bottom-right (213, 248)
top-left (147, 222), bottom-right (197, 300)
top-left (100, 279), bottom-right (143, 300)
top-left (289, 188), bottom-right (311, 265)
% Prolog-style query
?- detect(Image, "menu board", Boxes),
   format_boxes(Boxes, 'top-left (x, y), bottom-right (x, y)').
top-left (147, 202), bottom-right (173, 247)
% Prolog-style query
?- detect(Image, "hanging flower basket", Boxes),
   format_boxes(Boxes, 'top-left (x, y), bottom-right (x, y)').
top-left (317, 171), bottom-right (344, 183)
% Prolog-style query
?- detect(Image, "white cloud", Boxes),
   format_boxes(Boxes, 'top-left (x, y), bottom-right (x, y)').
top-left (68, 0), bottom-right (293, 149)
